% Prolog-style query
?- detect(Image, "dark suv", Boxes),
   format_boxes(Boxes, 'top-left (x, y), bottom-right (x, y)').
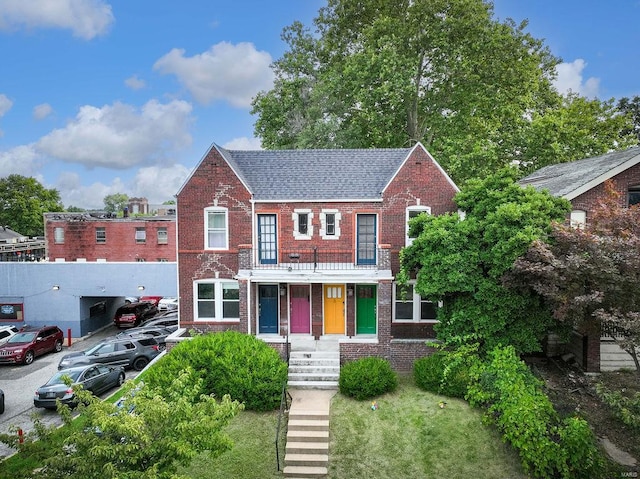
top-left (113, 302), bottom-right (157, 329)
top-left (58, 335), bottom-right (161, 371)
top-left (0, 325), bottom-right (64, 365)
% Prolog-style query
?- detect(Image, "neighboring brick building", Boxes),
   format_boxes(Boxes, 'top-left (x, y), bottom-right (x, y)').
top-left (520, 147), bottom-right (640, 372)
top-left (44, 212), bottom-right (176, 263)
top-left (176, 143), bottom-right (458, 370)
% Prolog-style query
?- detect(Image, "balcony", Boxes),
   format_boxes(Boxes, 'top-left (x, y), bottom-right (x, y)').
top-left (239, 246), bottom-right (391, 272)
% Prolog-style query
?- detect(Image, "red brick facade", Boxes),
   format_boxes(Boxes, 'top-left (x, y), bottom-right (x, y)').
top-left (44, 214), bottom-right (176, 262)
top-left (176, 144), bottom-right (458, 368)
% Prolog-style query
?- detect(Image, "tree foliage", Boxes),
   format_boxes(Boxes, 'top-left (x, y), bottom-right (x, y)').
top-left (0, 174), bottom-right (63, 237)
top-left (251, 0), bottom-right (633, 184)
top-left (399, 169), bottom-right (570, 353)
top-left (38, 369), bottom-right (242, 478)
top-left (103, 193), bottom-right (129, 214)
top-left (507, 181), bottom-right (640, 375)
top-left (617, 95), bottom-right (640, 143)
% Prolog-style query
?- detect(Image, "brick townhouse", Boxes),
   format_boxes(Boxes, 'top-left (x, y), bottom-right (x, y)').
top-left (176, 142), bottom-right (459, 369)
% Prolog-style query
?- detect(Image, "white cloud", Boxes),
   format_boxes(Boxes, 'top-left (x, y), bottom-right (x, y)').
top-left (55, 164), bottom-right (191, 209)
top-left (125, 75), bottom-right (146, 90)
top-left (33, 103), bottom-right (53, 120)
top-left (36, 99), bottom-right (194, 169)
top-left (0, 94), bottom-right (13, 116)
top-left (0, 0), bottom-right (114, 39)
top-left (223, 137), bottom-right (263, 150)
top-left (554, 59), bottom-right (600, 98)
top-left (55, 171), bottom-right (126, 209)
top-left (0, 144), bottom-right (42, 177)
top-left (153, 41), bottom-right (274, 108)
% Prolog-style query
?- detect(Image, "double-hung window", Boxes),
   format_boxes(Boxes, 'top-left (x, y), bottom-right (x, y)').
top-left (293, 209), bottom-right (313, 240)
top-left (194, 280), bottom-right (240, 321)
top-left (157, 227), bottom-right (168, 244)
top-left (54, 227), bottom-right (64, 244)
top-left (320, 210), bottom-right (341, 239)
top-left (393, 282), bottom-right (438, 322)
top-left (135, 227), bottom-right (146, 244)
top-left (406, 205), bottom-right (431, 246)
top-left (205, 207), bottom-right (228, 250)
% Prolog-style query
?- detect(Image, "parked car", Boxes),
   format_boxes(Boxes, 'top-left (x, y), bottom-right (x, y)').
top-left (0, 388), bottom-right (4, 414)
top-left (0, 325), bottom-right (19, 346)
top-left (139, 295), bottom-right (163, 307)
top-left (0, 325), bottom-right (64, 365)
top-left (116, 326), bottom-right (173, 350)
top-left (157, 297), bottom-right (178, 311)
top-left (58, 336), bottom-right (161, 371)
top-left (34, 364), bottom-right (125, 409)
top-left (113, 302), bottom-right (157, 329)
top-left (141, 314), bottom-right (178, 331)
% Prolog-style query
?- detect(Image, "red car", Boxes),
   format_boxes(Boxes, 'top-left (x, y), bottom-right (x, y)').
top-left (138, 296), bottom-right (163, 307)
top-left (113, 302), bottom-right (158, 328)
top-left (0, 325), bottom-right (64, 365)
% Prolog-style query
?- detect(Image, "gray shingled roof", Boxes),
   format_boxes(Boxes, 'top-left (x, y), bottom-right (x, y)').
top-left (0, 226), bottom-right (26, 242)
top-left (519, 147), bottom-right (640, 199)
top-left (216, 146), bottom-right (413, 201)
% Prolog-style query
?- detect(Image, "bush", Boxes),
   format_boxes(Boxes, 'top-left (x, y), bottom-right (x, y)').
top-left (466, 346), bottom-right (604, 479)
top-left (595, 383), bottom-right (640, 431)
top-left (339, 357), bottom-right (397, 400)
top-left (413, 347), bottom-right (474, 398)
top-left (145, 331), bottom-right (288, 411)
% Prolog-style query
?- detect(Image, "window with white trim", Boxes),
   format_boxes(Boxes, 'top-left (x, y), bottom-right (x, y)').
top-left (293, 209), bottom-right (313, 240)
top-left (570, 210), bottom-right (586, 229)
top-left (393, 282), bottom-right (438, 322)
top-left (135, 227), bottom-right (146, 244)
top-left (204, 207), bottom-right (228, 250)
top-left (157, 227), bottom-right (168, 244)
top-left (54, 227), bottom-right (64, 244)
top-left (194, 280), bottom-right (240, 321)
top-left (320, 210), bottom-right (341, 239)
top-left (406, 205), bottom-right (431, 246)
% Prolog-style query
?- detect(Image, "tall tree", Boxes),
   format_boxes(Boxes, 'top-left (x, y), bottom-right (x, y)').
top-left (252, 0), bottom-right (633, 184)
top-left (617, 95), bottom-right (640, 143)
top-left (0, 174), bottom-right (63, 237)
top-left (398, 168), bottom-right (570, 354)
top-left (103, 193), bottom-right (129, 214)
top-left (508, 181), bottom-right (640, 375)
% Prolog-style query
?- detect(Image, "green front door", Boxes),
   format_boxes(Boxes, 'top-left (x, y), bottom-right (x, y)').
top-left (356, 285), bottom-right (376, 334)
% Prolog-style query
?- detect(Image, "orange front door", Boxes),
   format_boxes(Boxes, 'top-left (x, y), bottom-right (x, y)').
top-left (324, 284), bottom-right (345, 334)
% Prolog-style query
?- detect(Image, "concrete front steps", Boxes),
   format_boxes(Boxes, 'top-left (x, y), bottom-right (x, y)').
top-left (283, 409), bottom-right (330, 478)
top-left (288, 343), bottom-right (340, 390)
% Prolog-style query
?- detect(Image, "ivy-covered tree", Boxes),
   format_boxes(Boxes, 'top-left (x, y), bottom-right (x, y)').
top-left (251, 0), bottom-right (633, 184)
top-left (0, 174), bottom-right (63, 237)
top-left (398, 168), bottom-right (570, 354)
top-left (508, 181), bottom-right (640, 375)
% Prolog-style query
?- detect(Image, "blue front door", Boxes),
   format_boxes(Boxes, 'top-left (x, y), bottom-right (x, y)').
top-left (258, 284), bottom-right (278, 334)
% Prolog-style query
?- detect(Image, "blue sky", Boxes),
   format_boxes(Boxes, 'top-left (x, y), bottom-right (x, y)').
top-left (0, 1), bottom-right (638, 210)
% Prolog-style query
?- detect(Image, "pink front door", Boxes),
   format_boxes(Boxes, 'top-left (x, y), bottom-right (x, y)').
top-left (290, 285), bottom-right (310, 334)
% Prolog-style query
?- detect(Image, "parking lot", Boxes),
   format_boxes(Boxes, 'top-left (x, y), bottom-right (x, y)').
top-left (0, 324), bottom-right (147, 459)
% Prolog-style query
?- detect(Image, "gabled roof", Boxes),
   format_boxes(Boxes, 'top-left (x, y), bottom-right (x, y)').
top-left (0, 226), bottom-right (27, 242)
top-left (215, 145), bottom-right (415, 201)
top-left (519, 147), bottom-right (640, 200)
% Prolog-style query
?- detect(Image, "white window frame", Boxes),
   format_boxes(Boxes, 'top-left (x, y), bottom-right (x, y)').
top-left (54, 227), bottom-right (64, 244)
top-left (135, 227), bottom-right (146, 244)
top-left (204, 207), bottom-right (229, 250)
top-left (392, 281), bottom-right (439, 323)
top-left (406, 205), bottom-right (431, 246)
top-left (320, 209), bottom-right (341, 240)
top-left (293, 209), bottom-right (313, 240)
top-left (193, 279), bottom-right (240, 322)
top-left (570, 210), bottom-right (586, 229)
top-left (157, 227), bottom-right (168, 244)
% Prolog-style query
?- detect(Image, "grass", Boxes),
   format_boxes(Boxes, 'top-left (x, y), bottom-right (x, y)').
top-left (181, 375), bottom-right (527, 479)
top-left (1, 375), bottom-right (527, 478)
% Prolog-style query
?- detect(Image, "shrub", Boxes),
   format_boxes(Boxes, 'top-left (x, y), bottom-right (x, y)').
top-left (145, 331), bottom-right (288, 411)
top-left (595, 383), bottom-right (640, 431)
top-left (339, 357), bottom-right (397, 400)
top-left (467, 346), bottom-right (604, 479)
top-left (414, 346), bottom-right (476, 398)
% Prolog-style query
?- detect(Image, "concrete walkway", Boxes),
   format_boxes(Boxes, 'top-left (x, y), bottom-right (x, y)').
top-left (289, 388), bottom-right (336, 415)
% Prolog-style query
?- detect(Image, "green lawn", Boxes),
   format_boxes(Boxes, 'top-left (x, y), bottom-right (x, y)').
top-left (182, 376), bottom-right (527, 479)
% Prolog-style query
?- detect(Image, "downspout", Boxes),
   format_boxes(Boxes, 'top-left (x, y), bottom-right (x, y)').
top-left (247, 197), bottom-right (255, 336)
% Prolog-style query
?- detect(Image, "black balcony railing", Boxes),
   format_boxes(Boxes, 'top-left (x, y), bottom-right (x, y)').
top-left (243, 247), bottom-right (389, 270)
